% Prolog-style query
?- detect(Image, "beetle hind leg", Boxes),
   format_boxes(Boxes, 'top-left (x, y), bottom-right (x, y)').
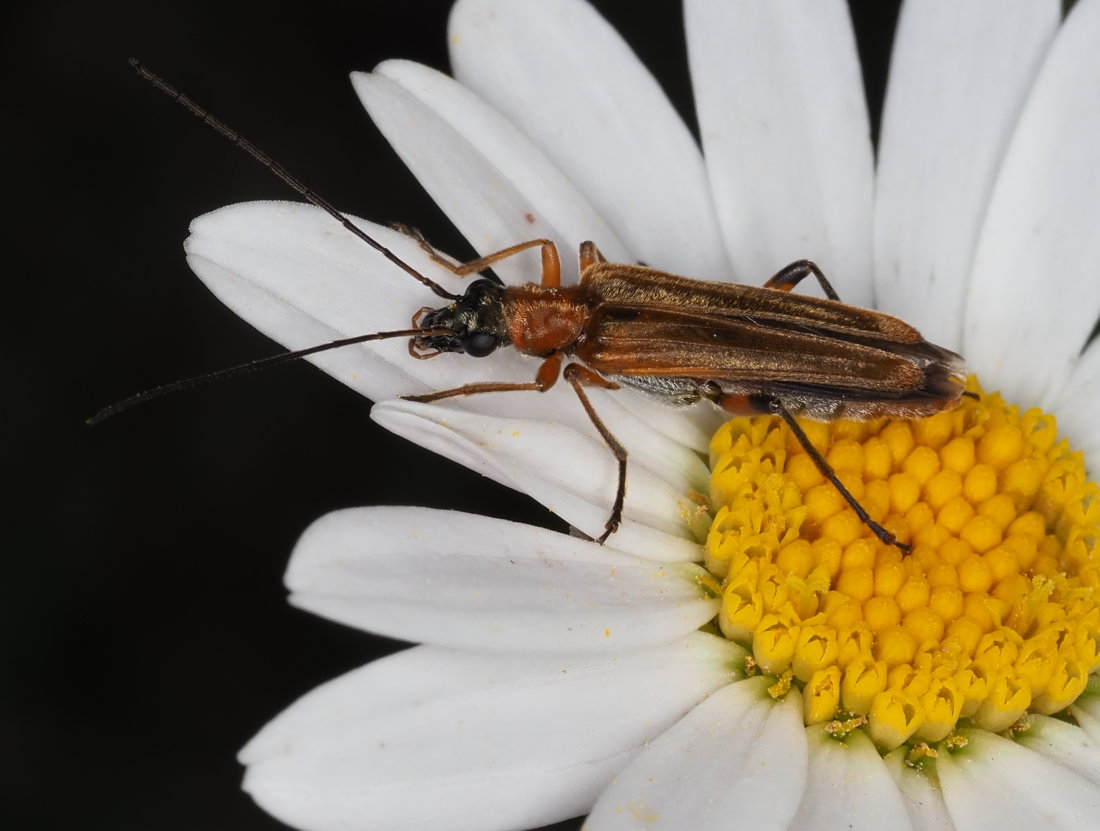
top-left (715, 392), bottom-right (909, 552)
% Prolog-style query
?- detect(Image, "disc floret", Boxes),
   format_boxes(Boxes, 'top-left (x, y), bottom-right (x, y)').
top-left (706, 382), bottom-right (1100, 750)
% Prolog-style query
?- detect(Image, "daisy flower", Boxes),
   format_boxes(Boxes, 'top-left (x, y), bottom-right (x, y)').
top-left (182, 0), bottom-right (1100, 828)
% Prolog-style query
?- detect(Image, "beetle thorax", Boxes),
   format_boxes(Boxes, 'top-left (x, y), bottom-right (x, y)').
top-left (503, 285), bottom-right (592, 358)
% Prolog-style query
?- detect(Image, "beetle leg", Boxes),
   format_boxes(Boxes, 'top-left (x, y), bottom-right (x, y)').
top-left (763, 260), bottom-right (841, 301)
top-left (562, 364), bottom-right (626, 544)
top-left (401, 358), bottom-right (625, 543)
top-left (402, 380), bottom-right (544, 402)
top-left (579, 240), bottom-right (607, 270)
top-left (389, 222), bottom-right (562, 288)
top-left (770, 400), bottom-right (909, 550)
top-left (402, 353), bottom-right (562, 403)
top-left (716, 392), bottom-right (909, 552)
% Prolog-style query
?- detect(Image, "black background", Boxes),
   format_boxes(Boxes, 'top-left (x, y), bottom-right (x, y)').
top-left (10, 1), bottom-right (903, 828)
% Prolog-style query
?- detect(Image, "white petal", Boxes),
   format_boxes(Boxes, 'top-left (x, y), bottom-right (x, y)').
top-left (185, 199), bottom-right (715, 454)
top-left (874, 0), bottom-right (1058, 347)
top-left (570, 387), bottom-right (713, 493)
top-left (240, 636), bottom-right (742, 831)
top-left (937, 728), bottom-right (1100, 830)
top-left (185, 202), bottom-right (574, 417)
top-left (189, 205), bottom-right (728, 547)
top-left (1072, 695), bottom-right (1100, 744)
top-left (1048, 339), bottom-right (1100, 472)
top-left (185, 202), bottom-right (700, 438)
top-left (349, 70), bottom-right (538, 287)
top-left (357, 60), bottom-right (632, 286)
top-left (448, 0), bottom-right (731, 278)
top-left (185, 201), bottom-right (474, 402)
top-left (611, 386), bottom-right (725, 456)
top-left (686, 0), bottom-right (875, 303)
top-left (585, 676), bottom-right (807, 831)
top-left (286, 506), bottom-right (719, 651)
top-left (789, 727), bottom-right (912, 831)
top-left (354, 59), bottom-right (725, 455)
top-left (1016, 715), bottom-right (1100, 787)
top-left (371, 399), bottom-right (707, 562)
top-left (964, 0), bottom-right (1100, 407)
top-left (881, 750), bottom-right (955, 831)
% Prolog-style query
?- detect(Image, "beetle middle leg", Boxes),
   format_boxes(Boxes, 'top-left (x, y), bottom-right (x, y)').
top-left (402, 354), bottom-right (626, 544)
top-left (763, 260), bottom-right (842, 301)
top-left (562, 364), bottom-right (625, 544)
top-left (712, 390), bottom-right (909, 552)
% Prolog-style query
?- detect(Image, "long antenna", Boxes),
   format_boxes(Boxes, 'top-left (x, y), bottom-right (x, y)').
top-left (87, 327), bottom-right (451, 425)
top-left (129, 58), bottom-right (458, 302)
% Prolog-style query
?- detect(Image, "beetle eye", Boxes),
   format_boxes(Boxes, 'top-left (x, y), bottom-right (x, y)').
top-left (463, 332), bottom-right (498, 358)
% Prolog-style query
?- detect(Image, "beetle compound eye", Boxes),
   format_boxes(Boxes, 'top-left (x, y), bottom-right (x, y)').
top-left (463, 332), bottom-right (498, 358)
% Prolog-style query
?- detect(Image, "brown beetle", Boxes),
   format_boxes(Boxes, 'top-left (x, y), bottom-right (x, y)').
top-left (393, 232), bottom-right (966, 547)
top-left (96, 62), bottom-right (968, 551)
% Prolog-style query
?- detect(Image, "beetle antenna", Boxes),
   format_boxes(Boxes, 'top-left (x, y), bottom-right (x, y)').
top-left (129, 58), bottom-right (459, 302)
top-left (87, 326), bottom-right (452, 425)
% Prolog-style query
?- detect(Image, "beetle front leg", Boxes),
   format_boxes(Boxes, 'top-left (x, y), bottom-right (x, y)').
top-left (401, 354), bottom-right (562, 403)
top-left (390, 223), bottom-right (563, 289)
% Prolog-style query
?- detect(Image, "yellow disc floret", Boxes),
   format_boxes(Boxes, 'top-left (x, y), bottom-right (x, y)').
top-left (706, 380), bottom-right (1100, 751)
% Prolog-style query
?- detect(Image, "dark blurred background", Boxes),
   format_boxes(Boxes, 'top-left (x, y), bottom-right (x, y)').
top-left (9, 1), bottom-right (901, 828)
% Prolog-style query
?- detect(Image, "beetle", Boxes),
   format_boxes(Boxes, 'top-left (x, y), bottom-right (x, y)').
top-left (96, 62), bottom-right (968, 551)
top-left (395, 231), bottom-right (966, 548)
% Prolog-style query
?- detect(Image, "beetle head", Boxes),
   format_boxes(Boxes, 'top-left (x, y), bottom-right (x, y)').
top-left (412, 278), bottom-right (510, 358)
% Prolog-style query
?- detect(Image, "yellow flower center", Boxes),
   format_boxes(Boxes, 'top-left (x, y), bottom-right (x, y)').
top-left (705, 380), bottom-right (1100, 751)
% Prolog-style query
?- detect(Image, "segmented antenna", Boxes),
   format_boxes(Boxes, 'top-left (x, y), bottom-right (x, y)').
top-left (87, 327), bottom-right (452, 425)
top-left (129, 58), bottom-right (458, 302)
